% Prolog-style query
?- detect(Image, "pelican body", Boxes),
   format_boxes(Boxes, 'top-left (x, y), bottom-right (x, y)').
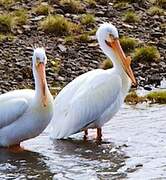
top-left (50, 23), bottom-right (136, 140)
top-left (0, 48), bottom-right (53, 147)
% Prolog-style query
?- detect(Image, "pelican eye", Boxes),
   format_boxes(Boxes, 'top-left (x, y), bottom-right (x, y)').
top-left (36, 58), bottom-right (40, 67)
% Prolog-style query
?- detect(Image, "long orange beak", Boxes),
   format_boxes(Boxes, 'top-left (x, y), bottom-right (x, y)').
top-left (36, 62), bottom-right (47, 107)
top-left (106, 37), bottom-right (137, 86)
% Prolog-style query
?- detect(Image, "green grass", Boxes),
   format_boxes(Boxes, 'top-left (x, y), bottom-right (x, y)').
top-left (40, 15), bottom-right (77, 35)
top-left (34, 3), bottom-right (52, 15)
top-left (147, 90), bottom-right (166, 104)
top-left (81, 14), bottom-right (95, 25)
top-left (13, 9), bottom-right (28, 25)
top-left (120, 36), bottom-right (138, 53)
top-left (133, 46), bottom-right (160, 62)
top-left (100, 59), bottom-right (113, 70)
top-left (59, 0), bottom-right (84, 13)
top-left (0, 14), bottom-right (15, 32)
top-left (148, 6), bottom-right (164, 15)
top-left (123, 11), bottom-right (140, 23)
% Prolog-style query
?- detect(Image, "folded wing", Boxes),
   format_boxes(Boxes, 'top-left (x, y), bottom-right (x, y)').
top-left (0, 98), bottom-right (28, 129)
top-left (51, 71), bottom-right (122, 139)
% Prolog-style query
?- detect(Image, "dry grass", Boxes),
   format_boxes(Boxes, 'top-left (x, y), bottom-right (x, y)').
top-left (123, 11), bottom-right (140, 23)
top-left (0, 14), bottom-right (15, 32)
top-left (148, 6), bottom-right (164, 15)
top-left (13, 9), bottom-right (28, 25)
top-left (100, 59), bottom-right (113, 70)
top-left (34, 3), bottom-right (53, 15)
top-left (59, 0), bottom-right (84, 13)
top-left (84, 0), bottom-right (96, 7)
top-left (81, 14), bottom-right (95, 25)
top-left (125, 91), bottom-right (146, 105)
top-left (120, 36), bottom-right (138, 53)
top-left (133, 46), bottom-right (160, 62)
top-left (40, 15), bottom-right (70, 35)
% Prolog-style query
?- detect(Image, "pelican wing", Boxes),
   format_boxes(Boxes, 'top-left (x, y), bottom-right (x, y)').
top-left (0, 98), bottom-right (28, 129)
top-left (51, 71), bottom-right (122, 139)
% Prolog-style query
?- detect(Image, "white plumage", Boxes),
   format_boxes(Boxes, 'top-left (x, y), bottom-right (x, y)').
top-left (50, 23), bottom-right (136, 139)
top-left (0, 48), bottom-right (53, 147)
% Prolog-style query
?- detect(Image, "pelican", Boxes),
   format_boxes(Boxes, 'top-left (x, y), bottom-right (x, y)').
top-left (0, 48), bottom-right (53, 147)
top-left (50, 23), bottom-right (136, 140)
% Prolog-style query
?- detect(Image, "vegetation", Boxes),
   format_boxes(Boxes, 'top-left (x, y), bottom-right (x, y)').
top-left (0, 33), bottom-right (15, 42)
top-left (148, 6), bottom-right (164, 15)
top-left (13, 9), bottom-right (28, 25)
top-left (125, 91), bottom-right (146, 105)
top-left (146, 90), bottom-right (166, 104)
top-left (155, 0), bottom-right (166, 9)
top-left (81, 14), bottom-right (95, 25)
top-left (0, 0), bottom-right (14, 8)
top-left (113, 2), bottom-right (129, 8)
top-left (34, 3), bottom-right (53, 15)
top-left (59, 0), bottom-right (84, 13)
top-left (100, 59), bottom-right (113, 69)
top-left (51, 58), bottom-right (61, 73)
top-left (133, 46), bottom-right (160, 62)
top-left (96, 0), bottom-right (109, 5)
top-left (123, 11), bottom-right (140, 23)
top-left (84, 0), bottom-right (96, 7)
top-left (0, 14), bottom-right (15, 32)
top-left (120, 36), bottom-right (138, 53)
top-left (40, 15), bottom-right (76, 35)
top-left (77, 33), bottom-right (90, 42)
top-left (115, 0), bottom-right (145, 6)
top-left (125, 90), bottom-right (166, 104)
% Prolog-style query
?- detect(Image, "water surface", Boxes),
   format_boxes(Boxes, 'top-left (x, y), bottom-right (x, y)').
top-left (0, 104), bottom-right (166, 179)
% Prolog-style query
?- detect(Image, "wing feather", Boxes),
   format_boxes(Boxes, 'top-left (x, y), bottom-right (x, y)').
top-left (0, 98), bottom-right (28, 129)
top-left (51, 70), bottom-right (122, 139)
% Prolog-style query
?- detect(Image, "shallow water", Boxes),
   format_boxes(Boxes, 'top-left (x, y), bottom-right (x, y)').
top-left (0, 104), bottom-right (166, 179)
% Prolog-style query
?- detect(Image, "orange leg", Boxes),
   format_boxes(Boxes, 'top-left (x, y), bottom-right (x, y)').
top-left (97, 128), bottom-right (102, 141)
top-left (7, 144), bottom-right (24, 153)
top-left (83, 129), bottom-right (88, 140)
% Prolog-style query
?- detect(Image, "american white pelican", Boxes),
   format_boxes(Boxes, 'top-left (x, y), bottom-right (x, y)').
top-left (50, 23), bottom-right (136, 140)
top-left (0, 48), bottom-right (53, 147)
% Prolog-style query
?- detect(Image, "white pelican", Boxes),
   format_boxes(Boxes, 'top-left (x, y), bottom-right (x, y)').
top-left (50, 23), bottom-right (136, 140)
top-left (0, 48), bottom-right (53, 147)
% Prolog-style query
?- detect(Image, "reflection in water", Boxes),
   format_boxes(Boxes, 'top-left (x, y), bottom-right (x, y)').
top-left (1, 104), bottom-right (166, 179)
top-left (0, 149), bottom-right (53, 179)
top-left (52, 139), bottom-right (127, 179)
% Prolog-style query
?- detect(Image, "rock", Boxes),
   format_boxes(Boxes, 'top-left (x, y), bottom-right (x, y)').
top-left (58, 44), bottom-right (67, 52)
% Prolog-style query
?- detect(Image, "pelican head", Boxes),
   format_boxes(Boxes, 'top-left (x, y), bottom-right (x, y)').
top-left (96, 23), bottom-right (136, 86)
top-left (32, 48), bottom-right (48, 106)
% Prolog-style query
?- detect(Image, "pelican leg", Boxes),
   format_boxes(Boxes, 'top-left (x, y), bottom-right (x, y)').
top-left (83, 129), bottom-right (88, 140)
top-left (97, 128), bottom-right (102, 141)
top-left (7, 144), bottom-right (24, 153)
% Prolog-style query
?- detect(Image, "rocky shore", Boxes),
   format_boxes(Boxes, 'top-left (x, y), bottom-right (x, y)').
top-left (0, 0), bottom-right (165, 94)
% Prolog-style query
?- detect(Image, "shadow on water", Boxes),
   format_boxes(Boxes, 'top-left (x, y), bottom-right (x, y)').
top-left (0, 148), bottom-right (53, 179)
top-left (52, 138), bottom-right (128, 179)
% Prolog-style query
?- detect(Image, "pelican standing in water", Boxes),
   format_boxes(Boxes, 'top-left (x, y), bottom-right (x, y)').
top-left (0, 48), bottom-right (53, 147)
top-left (50, 23), bottom-right (136, 140)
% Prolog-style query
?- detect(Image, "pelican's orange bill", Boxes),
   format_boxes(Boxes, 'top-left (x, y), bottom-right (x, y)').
top-left (37, 62), bottom-right (47, 106)
top-left (107, 37), bottom-right (137, 86)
